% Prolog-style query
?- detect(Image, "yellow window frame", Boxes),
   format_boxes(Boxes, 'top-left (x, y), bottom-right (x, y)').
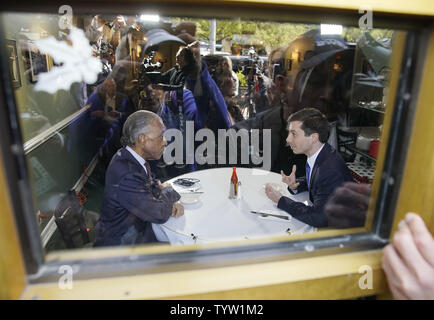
top-left (0, 0), bottom-right (433, 300)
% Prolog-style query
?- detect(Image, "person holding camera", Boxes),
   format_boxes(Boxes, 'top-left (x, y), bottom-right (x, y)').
top-left (182, 41), bottom-right (231, 133)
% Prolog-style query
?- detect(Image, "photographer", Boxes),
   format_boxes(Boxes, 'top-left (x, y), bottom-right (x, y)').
top-left (182, 41), bottom-right (230, 133)
top-left (217, 56), bottom-right (239, 98)
top-left (240, 47), bottom-right (270, 117)
top-left (138, 39), bottom-right (204, 178)
top-left (146, 42), bottom-right (197, 93)
top-left (146, 38), bottom-right (230, 133)
top-left (85, 59), bottom-right (139, 166)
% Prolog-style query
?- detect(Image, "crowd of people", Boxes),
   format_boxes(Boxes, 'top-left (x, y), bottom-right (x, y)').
top-left (78, 15), bottom-right (433, 299)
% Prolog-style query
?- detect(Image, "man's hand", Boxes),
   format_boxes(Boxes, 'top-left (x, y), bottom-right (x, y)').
top-left (324, 182), bottom-right (370, 228)
top-left (187, 40), bottom-right (200, 50)
top-left (157, 180), bottom-right (172, 190)
top-left (171, 202), bottom-right (184, 218)
top-left (265, 184), bottom-right (283, 204)
top-left (187, 40), bottom-right (202, 72)
top-left (281, 165), bottom-right (299, 190)
top-left (382, 213), bottom-right (434, 300)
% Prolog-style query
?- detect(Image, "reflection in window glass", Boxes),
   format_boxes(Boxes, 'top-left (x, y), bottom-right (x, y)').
top-left (1, 13), bottom-right (88, 142)
top-left (0, 11), bottom-right (396, 252)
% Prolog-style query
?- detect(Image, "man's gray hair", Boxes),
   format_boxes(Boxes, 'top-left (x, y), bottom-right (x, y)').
top-left (120, 110), bottom-right (162, 147)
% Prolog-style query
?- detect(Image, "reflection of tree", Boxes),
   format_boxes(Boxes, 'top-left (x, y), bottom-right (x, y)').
top-left (171, 18), bottom-right (315, 52)
top-left (170, 19), bottom-right (394, 57)
top-left (342, 28), bottom-right (394, 45)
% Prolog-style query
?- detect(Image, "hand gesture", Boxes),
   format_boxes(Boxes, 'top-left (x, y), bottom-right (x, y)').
top-left (281, 165), bottom-right (299, 190)
top-left (171, 202), bottom-right (184, 218)
top-left (265, 184), bottom-right (283, 204)
top-left (382, 213), bottom-right (434, 300)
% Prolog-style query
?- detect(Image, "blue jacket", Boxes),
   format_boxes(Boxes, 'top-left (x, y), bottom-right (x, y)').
top-left (277, 143), bottom-right (353, 227)
top-left (150, 89), bottom-right (203, 176)
top-left (160, 89), bottom-right (203, 131)
top-left (94, 147), bottom-right (180, 246)
top-left (186, 61), bottom-right (230, 131)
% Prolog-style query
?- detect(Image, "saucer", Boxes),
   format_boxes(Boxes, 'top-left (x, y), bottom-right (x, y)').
top-left (180, 193), bottom-right (201, 205)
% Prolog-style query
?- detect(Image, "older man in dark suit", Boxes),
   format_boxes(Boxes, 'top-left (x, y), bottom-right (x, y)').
top-left (94, 110), bottom-right (184, 247)
top-left (265, 108), bottom-right (353, 227)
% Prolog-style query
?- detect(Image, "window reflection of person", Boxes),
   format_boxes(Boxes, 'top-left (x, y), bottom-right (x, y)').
top-left (264, 47), bottom-right (293, 120)
top-left (213, 58), bottom-right (243, 124)
top-left (217, 56), bottom-right (239, 98)
top-left (153, 39), bottom-right (230, 133)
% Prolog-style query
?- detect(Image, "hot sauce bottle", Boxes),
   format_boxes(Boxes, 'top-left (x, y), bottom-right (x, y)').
top-left (230, 167), bottom-right (238, 198)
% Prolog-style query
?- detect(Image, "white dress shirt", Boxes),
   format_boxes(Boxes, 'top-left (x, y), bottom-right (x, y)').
top-left (306, 143), bottom-right (325, 187)
top-left (126, 146), bottom-right (149, 176)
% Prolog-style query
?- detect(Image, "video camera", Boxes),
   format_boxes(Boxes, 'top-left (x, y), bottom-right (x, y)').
top-left (242, 47), bottom-right (263, 82)
top-left (138, 50), bottom-right (164, 88)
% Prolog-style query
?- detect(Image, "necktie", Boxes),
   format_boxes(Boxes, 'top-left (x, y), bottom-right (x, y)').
top-left (306, 162), bottom-right (311, 190)
top-left (144, 161), bottom-right (152, 180)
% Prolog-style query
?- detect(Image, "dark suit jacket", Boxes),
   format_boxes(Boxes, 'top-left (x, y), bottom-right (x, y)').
top-left (94, 147), bottom-right (180, 246)
top-left (277, 143), bottom-right (353, 227)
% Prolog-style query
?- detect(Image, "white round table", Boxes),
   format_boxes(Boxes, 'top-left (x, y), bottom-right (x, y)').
top-left (152, 167), bottom-right (316, 245)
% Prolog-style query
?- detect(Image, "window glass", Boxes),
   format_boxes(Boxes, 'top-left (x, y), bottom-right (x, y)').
top-left (0, 10), bottom-right (398, 252)
top-left (2, 13), bottom-right (88, 142)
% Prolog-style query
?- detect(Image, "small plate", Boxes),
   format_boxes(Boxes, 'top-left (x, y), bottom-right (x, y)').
top-left (180, 193), bottom-right (201, 205)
